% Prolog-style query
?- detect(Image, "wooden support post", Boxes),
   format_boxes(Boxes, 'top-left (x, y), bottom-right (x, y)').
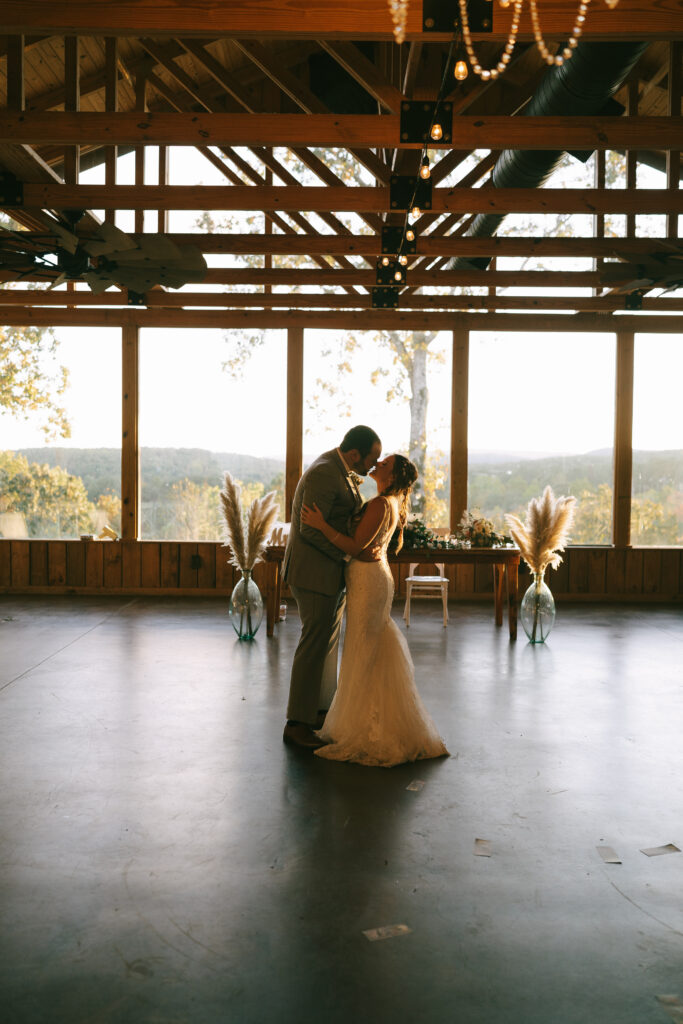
top-left (593, 148), bottom-right (605, 294)
top-left (285, 327), bottom-right (304, 521)
top-left (6, 35), bottom-right (25, 110)
top-left (264, 159), bottom-right (272, 295)
top-left (157, 145), bottom-right (168, 234)
top-left (104, 37), bottom-right (118, 226)
top-left (626, 79), bottom-right (638, 239)
top-left (134, 75), bottom-right (147, 234)
top-left (450, 329), bottom-right (469, 532)
top-left (612, 331), bottom-right (634, 548)
top-left (121, 324), bottom-right (140, 540)
top-left (64, 36), bottom-right (80, 186)
top-left (667, 42), bottom-right (682, 240)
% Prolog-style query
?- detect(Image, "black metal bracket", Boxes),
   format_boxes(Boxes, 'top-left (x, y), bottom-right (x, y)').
top-left (389, 174), bottom-right (433, 211)
top-left (372, 287), bottom-right (400, 309)
top-left (0, 173), bottom-right (23, 205)
top-left (400, 101), bottom-right (452, 144)
top-left (376, 257), bottom-right (407, 286)
top-left (423, 0), bottom-right (492, 33)
top-left (381, 225), bottom-right (417, 255)
top-left (624, 290), bottom-right (644, 310)
top-left (127, 290), bottom-right (147, 306)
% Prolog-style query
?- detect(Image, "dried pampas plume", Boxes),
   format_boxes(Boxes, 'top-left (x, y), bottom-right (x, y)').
top-left (219, 471), bottom-right (279, 572)
top-left (504, 486), bottom-right (576, 577)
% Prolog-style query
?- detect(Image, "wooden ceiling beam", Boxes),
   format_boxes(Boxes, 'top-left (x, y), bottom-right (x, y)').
top-left (1, 2), bottom-right (680, 40)
top-left (3, 289), bottom-right (682, 312)
top-left (11, 231), bottom-right (681, 258)
top-left (0, 307), bottom-right (679, 334)
top-left (5, 112), bottom-right (681, 150)
top-left (316, 40), bottom-right (406, 112)
top-left (17, 183), bottom-right (683, 214)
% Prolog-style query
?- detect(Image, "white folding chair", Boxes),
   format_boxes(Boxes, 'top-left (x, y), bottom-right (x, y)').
top-left (403, 562), bottom-right (449, 628)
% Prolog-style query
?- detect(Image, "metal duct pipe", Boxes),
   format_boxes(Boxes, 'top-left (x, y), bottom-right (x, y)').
top-left (447, 40), bottom-right (649, 271)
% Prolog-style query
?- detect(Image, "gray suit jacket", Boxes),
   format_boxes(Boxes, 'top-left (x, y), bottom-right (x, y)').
top-left (283, 449), bottom-right (363, 596)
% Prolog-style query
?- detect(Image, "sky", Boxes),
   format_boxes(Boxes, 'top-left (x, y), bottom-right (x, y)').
top-left (2, 147), bottom-right (682, 458)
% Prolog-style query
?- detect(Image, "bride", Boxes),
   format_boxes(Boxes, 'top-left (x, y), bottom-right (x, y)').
top-left (300, 453), bottom-right (449, 768)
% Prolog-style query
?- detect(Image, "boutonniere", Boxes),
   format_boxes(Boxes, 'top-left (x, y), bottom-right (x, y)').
top-left (349, 471), bottom-right (363, 488)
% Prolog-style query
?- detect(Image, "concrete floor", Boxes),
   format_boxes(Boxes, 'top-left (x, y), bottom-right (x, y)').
top-left (0, 595), bottom-right (682, 1024)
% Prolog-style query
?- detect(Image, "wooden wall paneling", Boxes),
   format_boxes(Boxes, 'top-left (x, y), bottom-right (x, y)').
top-left (569, 548), bottom-right (590, 593)
top-left (551, 552), bottom-right (569, 594)
top-left (215, 547), bottom-right (233, 591)
top-left (104, 36), bottom-right (118, 225)
top-left (102, 541), bottom-right (122, 587)
top-left (0, 542), bottom-right (11, 587)
top-left (84, 540), bottom-right (104, 587)
top-left (612, 332), bottom-right (634, 547)
top-left (454, 563), bottom-right (475, 594)
top-left (197, 543), bottom-right (216, 589)
top-left (474, 561), bottom-right (493, 593)
top-left (10, 541), bottom-right (29, 586)
top-left (450, 330), bottom-right (468, 532)
top-left (605, 547), bottom-right (626, 594)
top-left (179, 543), bottom-right (198, 588)
top-left (640, 549), bottom-right (662, 595)
top-left (121, 325), bottom-right (140, 541)
top-left (624, 548), bottom-right (644, 593)
top-left (286, 326), bottom-right (303, 520)
top-left (66, 541), bottom-right (86, 586)
top-left (29, 540), bottom-right (48, 586)
top-left (660, 548), bottom-right (680, 597)
top-left (160, 543), bottom-right (180, 587)
top-left (122, 540), bottom-right (142, 587)
top-left (141, 542), bottom-right (161, 587)
top-left (48, 541), bottom-right (66, 586)
top-left (587, 549), bottom-right (607, 595)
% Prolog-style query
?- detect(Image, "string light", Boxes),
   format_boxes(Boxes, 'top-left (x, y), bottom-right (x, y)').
top-left (388, 0), bottom-right (409, 44)
top-left (398, 254), bottom-right (408, 265)
top-left (454, 59), bottom-right (469, 81)
top-left (411, 206), bottom-right (421, 219)
top-left (394, 269), bottom-right (403, 281)
top-left (381, 256), bottom-right (390, 266)
top-left (430, 123), bottom-right (443, 141)
top-left (405, 227), bottom-right (415, 242)
top-left (419, 157), bottom-right (431, 179)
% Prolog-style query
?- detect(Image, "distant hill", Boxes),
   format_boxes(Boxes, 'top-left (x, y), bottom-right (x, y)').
top-left (14, 447), bottom-right (284, 502)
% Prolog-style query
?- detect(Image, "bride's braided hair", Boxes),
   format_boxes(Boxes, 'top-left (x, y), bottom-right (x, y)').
top-left (381, 454), bottom-right (418, 553)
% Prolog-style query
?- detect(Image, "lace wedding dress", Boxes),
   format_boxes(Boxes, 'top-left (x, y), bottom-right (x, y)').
top-left (315, 495), bottom-right (449, 768)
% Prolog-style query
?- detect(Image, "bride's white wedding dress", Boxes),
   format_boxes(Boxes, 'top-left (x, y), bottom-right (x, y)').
top-left (315, 495), bottom-right (449, 768)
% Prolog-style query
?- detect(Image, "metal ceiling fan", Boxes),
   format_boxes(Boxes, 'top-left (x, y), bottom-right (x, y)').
top-left (0, 212), bottom-right (207, 293)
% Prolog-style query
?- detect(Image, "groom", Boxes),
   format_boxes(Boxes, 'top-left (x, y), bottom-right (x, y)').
top-left (282, 424), bottom-right (382, 749)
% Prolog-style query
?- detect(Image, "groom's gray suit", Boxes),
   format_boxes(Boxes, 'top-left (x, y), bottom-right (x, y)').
top-left (284, 449), bottom-right (363, 725)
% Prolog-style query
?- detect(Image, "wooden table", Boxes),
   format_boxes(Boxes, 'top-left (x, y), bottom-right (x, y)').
top-left (263, 545), bottom-right (521, 640)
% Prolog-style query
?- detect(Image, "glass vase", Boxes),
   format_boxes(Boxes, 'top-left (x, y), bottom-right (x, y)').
top-left (229, 569), bottom-right (263, 640)
top-left (520, 571), bottom-right (556, 644)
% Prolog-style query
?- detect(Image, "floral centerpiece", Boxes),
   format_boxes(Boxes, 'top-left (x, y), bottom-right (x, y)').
top-left (401, 516), bottom-right (458, 550)
top-left (219, 472), bottom-right (279, 639)
top-left (504, 486), bottom-right (576, 643)
top-left (453, 510), bottom-right (511, 548)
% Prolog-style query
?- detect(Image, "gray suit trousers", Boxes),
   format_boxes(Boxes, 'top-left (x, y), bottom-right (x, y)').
top-left (287, 583), bottom-right (346, 726)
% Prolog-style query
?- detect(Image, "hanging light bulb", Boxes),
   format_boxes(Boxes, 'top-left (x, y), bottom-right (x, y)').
top-left (604, 0), bottom-right (620, 6)
top-left (405, 228), bottom-right (415, 242)
top-left (398, 254), bottom-right (408, 265)
top-left (419, 158), bottom-right (431, 180)
top-left (499, 0), bottom-right (511, 7)
top-left (454, 59), bottom-right (469, 81)
top-left (381, 256), bottom-right (390, 266)
top-left (430, 123), bottom-right (443, 141)
top-left (394, 270), bottom-right (403, 282)
top-left (411, 206), bottom-right (421, 219)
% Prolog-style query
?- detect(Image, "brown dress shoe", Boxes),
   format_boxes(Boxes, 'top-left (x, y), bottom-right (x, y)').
top-left (283, 721), bottom-right (326, 749)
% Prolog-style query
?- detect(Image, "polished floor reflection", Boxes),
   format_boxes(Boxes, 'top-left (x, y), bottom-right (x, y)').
top-left (1, 595), bottom-right (682, 1024)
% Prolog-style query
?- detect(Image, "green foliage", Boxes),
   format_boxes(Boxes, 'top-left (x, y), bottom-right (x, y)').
top-left (0, 325), bottom-right (70, 440)
top-left (0, 450), bottom-right (95, 537)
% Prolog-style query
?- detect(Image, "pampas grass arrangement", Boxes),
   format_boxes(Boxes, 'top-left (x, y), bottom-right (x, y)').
top-left (219, 471), bottom-right (279, 573)
top-left (504, 485), bottom-right (576, 578)
top-left (504, 486), bottom-right (576, 642)
top-left (219, 472), bottom-right (279, 639)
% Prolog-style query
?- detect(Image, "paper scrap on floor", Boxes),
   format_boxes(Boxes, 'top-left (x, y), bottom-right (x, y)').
top-left (363, 924), bottom-right (412, 941)
top-left (640, 843), bottom-right (681, 857)
top-left (596, 845), bottom-right (622, 864)
top-left (406, 780), bottom-right (425, 791)
top-left (474, 838), bottom-right (492, 857)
